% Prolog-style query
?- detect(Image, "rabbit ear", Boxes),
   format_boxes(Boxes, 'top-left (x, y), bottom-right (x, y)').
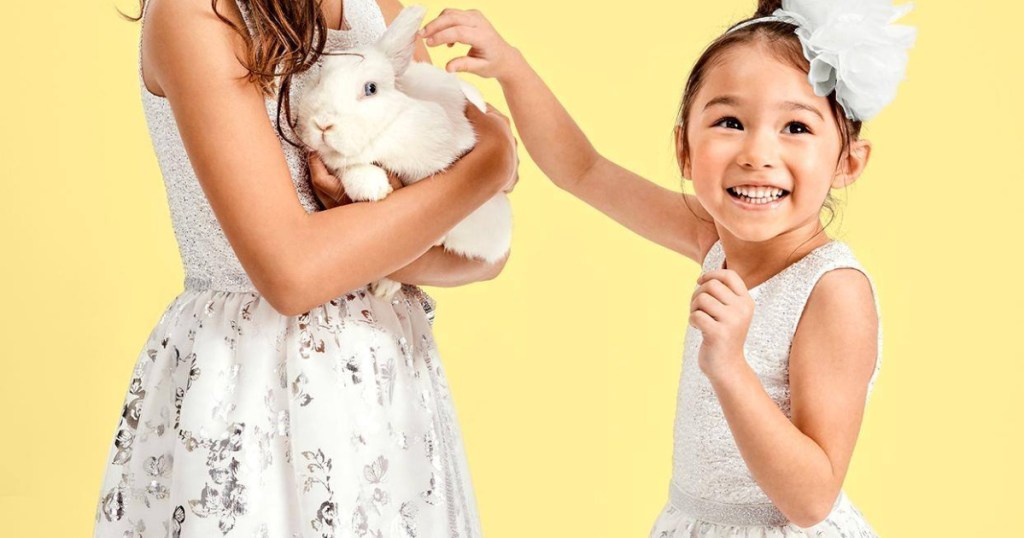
top-left (376, 5), bottom-right (427, 75)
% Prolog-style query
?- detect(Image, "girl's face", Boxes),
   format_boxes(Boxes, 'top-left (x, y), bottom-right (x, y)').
top-left (680, 43), bottom-right (870, 243)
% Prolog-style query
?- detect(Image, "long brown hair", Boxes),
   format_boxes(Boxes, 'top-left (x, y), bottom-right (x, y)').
top-left (675, 0), bottom-right (864, 238)
top-left (120, 0), bottom-right (335, 148)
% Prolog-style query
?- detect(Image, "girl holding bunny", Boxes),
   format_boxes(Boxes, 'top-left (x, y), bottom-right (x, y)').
top-left (93, 0), bottom-right (516, 536)
top-left (420, 0), bottom-right (914, 535)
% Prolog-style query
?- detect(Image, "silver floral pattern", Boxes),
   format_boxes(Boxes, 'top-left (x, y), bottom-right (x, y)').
top-left (94, 0), bottom-right (481, 535)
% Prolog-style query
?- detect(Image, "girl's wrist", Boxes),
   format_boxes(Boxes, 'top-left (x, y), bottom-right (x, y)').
top-left (496, 48), bottom-right (529, 86)
top-left (701, 352), bottom-right (750, 385)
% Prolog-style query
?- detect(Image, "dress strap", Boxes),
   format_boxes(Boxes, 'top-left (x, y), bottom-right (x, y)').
top-left (700, 239), bottom-right (724, 274)
top-left (232, 0), bottom-right (258, 39)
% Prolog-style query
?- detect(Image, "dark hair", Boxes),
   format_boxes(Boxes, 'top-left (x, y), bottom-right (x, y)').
top-left (121, 0), bottom-right (333, 149)
top-left (676, 0), bottom-right (863, 238)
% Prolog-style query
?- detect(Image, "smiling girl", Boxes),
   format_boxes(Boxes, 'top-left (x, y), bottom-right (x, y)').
top-left (419, 0), bottom-right (914, 534)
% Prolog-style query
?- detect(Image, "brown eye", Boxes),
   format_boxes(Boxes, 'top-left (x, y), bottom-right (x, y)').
top-left (714, 117), bottom-right (742, 130)
top-left (786, 122), bottom-right (811, 134)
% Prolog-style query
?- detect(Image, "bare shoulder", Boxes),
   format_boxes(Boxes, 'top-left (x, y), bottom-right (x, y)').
top-left (143, 0), bottom-right (251, 95)
top-left (374, 0), bottom-right (405, 21)
top-left (790, 264), bottom-right (880, 364)
top-left (806, 268), bottom-right (877, 329)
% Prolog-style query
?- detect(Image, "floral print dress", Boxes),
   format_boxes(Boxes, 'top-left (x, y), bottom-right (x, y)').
top-left (93, 0), bottom-right (481, 536)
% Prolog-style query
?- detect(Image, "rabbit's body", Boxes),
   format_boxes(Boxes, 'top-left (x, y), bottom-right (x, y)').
top-left (295, 5), bottom-right (512, 298)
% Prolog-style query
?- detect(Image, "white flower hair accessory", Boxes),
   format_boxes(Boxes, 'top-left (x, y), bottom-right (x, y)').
top-left (728, 0), bottom-right (917, 122)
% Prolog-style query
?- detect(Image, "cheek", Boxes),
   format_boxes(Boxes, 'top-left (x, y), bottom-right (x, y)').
top-left (688, 137), bottom-right (735, 177)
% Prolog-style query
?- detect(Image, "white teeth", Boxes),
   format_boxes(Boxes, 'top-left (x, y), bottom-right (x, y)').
top-left (729, 186), bottom-right (787, 203)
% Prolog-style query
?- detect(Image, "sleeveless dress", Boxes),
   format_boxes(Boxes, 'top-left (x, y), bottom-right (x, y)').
top-left (92, 1), bottom-right (482, 536)
top-left (649, 239), bottom-right (883, 537)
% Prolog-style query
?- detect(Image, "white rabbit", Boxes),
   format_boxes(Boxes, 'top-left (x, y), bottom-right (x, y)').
top-left (295, 5), bottom-right (513, 300)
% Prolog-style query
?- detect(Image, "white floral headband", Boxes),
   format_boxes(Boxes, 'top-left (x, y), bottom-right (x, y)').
top-left (724, 0), bottom-right (917, 122)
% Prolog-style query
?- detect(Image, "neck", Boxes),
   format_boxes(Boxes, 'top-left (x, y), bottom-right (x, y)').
top-left (715, 224), bottom-right (832, 290)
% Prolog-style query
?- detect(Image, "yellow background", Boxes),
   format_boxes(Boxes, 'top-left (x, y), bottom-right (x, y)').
top-left (2, 0), bottom-right (1021, 536)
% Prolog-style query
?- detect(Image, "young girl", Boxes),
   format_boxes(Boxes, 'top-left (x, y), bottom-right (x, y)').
top-left (93, 0), bottom-right (517, 536)
top-left (420, 0), bottom-right (914, 535)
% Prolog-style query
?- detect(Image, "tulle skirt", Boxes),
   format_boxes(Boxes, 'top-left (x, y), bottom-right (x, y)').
top-left (93, 283), bottom-right (481, 537)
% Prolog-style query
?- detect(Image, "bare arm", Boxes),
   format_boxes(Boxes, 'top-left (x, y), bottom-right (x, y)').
top-left (146, 0), bottom-right (515, 316)
top-left (308, 151), bottom-right (510, 287)
top-left (420, 9), bottom-right (717, 264)
top-left (704, 269), bottom-right (879, 527)
top-left (306, 0), bottom-right (514, 288)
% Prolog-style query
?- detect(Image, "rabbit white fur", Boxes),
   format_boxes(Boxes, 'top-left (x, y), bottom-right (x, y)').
top-left (295, 5), bottom-right (512, 299)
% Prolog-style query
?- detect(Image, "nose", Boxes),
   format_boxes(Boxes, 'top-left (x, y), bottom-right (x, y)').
top-left (314, 120), bottom-right (335, 133)
top-left (737, 128), bottom-right (778, 169)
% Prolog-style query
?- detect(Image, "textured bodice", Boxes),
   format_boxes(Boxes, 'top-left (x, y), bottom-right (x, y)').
top-left (138, 0), bottom-right (387, 292)
top-left (671, 239), bottom-right (883, 509)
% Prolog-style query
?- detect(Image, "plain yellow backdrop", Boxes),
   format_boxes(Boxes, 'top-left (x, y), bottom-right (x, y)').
top-left (2, 0), bottom-right (1022, 536)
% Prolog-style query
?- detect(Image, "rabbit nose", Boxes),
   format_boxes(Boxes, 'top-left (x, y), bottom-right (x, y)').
top-left (314, 120), bottom-right (335, 133)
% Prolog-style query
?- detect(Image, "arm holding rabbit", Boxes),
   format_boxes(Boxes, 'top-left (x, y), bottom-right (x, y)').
top-left (146, 0), bottom-right (516, 315)
top-left (306, 0), bottom-right (515, 288)
top-left (308, 148), bottom-right (510, 287)
top-left (420, 9), bottom-right (717, 264)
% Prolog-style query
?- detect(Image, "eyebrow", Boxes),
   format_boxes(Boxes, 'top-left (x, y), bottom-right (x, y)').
top-left (703, 95), bottom-right (825, 121)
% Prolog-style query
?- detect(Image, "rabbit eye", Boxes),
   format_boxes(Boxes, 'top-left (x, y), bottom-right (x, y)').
top-left (364, 82), bottom-right (377, 97)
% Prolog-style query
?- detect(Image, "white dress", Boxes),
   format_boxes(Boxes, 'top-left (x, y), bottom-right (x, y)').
top-left (649, 239), bottom-right (883, 537)
top-left (92, 1), bottom-right (482, 536)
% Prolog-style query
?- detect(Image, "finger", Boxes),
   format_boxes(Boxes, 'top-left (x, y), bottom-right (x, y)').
top-left (487, 105), bottom-right (511, 123)
top-left (425, 26), bottom-right (479, 48)
top-left (698, 279), bottom-right (735, 305)
top-left (691, 293), bottom-right (727, 322)
top-left (690, 310), bottom-right (715, 331)
top-left (503, 171), bottom-right (519, 194)
top-left (308, 155), bottom-right (344, 201)
top-left (446, 55), bottom-right (489, 74)
top-left (420, 10), bottom-right (474, 40)
top-left (700, 270), bottom-right (749, 296)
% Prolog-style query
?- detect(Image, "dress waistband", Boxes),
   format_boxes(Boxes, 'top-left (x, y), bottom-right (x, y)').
top-left (184, 274), bottom-right (257, 293)
top-left (669, 481), bottom-right (790, 527)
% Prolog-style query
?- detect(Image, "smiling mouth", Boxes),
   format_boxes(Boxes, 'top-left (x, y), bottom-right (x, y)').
top-left (726, 186), bottom-right (790, 205)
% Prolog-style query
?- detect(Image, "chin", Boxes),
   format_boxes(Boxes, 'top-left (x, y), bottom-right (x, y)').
top-left (722, 223), bottom-right (780, 243)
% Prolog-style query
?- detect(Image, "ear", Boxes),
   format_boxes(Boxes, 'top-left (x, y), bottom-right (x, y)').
top-left (832, 138), bottom-right (872, 189)
top-left (376, 5), bottom-right (427, 75)
top-left (675, 125), bottom-right (692, 179)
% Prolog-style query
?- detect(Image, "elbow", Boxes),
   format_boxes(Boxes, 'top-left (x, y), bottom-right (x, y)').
top-left (783, 492), bottom-right (840, 530)
top-left (255, 263), bottom-right (312, 317)
top-left (556, 152), bottom-right (603, 192)
top-left (483, 250), bottom-right (510, 281)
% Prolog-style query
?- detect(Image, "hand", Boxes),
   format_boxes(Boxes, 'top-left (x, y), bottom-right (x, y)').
top-left (481, 105), bottom-right (520, 194)
top-left (465, 103), bottom-right (519, 192)
top-left (308, 151), bottom-right (403, 209)
top-left (419, 8), bottom-right (525, 81)
top-left (689, 270), bottom-right (755, 378)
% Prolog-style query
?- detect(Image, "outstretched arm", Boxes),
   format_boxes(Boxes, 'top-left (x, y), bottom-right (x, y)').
top-left (420, 9), bottom-right (717, 264)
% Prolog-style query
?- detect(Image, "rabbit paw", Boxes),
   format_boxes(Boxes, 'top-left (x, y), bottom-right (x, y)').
top-left (342, 164), bottom-right (392, 202)
top-left (370, 278), bottom-right (403, 300)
